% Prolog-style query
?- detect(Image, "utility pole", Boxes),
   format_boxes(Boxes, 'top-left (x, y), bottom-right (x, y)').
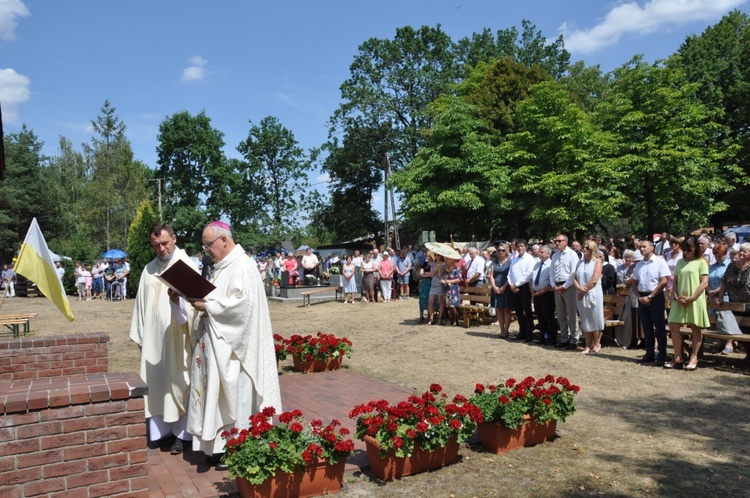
top-left (385, 153), bottom-right (400, 249)
top-left (148, 178), bottom-right (163, 222)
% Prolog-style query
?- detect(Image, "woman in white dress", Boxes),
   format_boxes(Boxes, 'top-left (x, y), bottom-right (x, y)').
top-left (341, 255), bottom-right (357, 304)
top-left (572, 240), bottom-right (604, 354)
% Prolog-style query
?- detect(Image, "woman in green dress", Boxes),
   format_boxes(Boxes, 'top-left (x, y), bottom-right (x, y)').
top-left (665, 235), bottom-right (710, 370)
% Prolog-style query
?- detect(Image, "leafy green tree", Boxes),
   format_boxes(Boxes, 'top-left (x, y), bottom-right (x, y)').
top-left (156, 110), bottom-right (226, 253)
top-left (673, 10), bottom-right (750, 227)
top-left (596, 56), bottom-right (741, 238)
top-left (317, 123), bottom-right (387, 243)
top-left (388, 97), bottom-right (508, 239)
top-left (559, 61), bottom-right (609, 113)
top-left (48, 137), bottom-right (100, 261)
top-left (0, 126), bottom-right (59, 262)
top-left (331, 25), bottom-right (460, 171)
top-left (454, 20), bottom-right (570, 79)
top-left (507, 81), bottom-right (624, 236)
top-left (461, 57), bottom-right (551, 136)
top-left (234, 116), bottom-right (313, 247)
top-left (126, 199), bottom-right (158, 298)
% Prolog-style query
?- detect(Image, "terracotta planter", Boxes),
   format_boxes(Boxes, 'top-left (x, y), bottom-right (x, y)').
top-left (477, 416), bottom-right (557, 454)
top-left (363, 435), bottom-right (460, 481)
top-left (235, 459), bottom-right (345, 498)
top-left (292, 354), bottom-right (343, 373)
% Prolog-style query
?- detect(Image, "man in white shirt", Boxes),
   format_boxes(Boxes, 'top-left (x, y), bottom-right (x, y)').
top-left (698, 235), bottom-right (716, 265)
top-left (551, 234), bottom-right (580, 349)
top-left (508, 240), bottom-right (535, 342)
top-left (465, 247), bottom-right (486, 287)
top-left (530, 245), bottom-right (557, 345)
top-left (55, 260), bottom-right (65, 281)
top-left (631, 240), bottom-right (671, 366)
top-left (301, 247), bottom-right (320, 280)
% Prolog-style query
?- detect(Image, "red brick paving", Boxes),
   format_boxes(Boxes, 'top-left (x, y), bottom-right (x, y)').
top-left (146, 370), bottom-right (413, 497)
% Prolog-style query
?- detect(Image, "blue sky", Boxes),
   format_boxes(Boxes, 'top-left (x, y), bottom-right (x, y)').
top-left (1, 0), bottom-right (748, 210)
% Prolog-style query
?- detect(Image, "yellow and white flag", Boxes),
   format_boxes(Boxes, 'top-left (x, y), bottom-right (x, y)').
top-left (15, 218), bottom-right (75, 321)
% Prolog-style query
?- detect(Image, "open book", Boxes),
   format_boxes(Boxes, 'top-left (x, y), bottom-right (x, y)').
top-left (156, 259), bottom-right (215, 299)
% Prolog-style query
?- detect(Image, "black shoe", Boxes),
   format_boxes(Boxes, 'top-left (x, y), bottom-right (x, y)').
top-left (640, 354), bottom-right (655, 363)
top-left (170, 438), bottom-right (184, 455)
top-left (205, 454), bottom-right (223, 465)
top-left (215, 462), bottom-right (229, 471)
top-left (565, 342), bottom-right (578, 350)
top-left (511, 335), bottom-right (527, 341)
top-left (148, 434), bottom-right (175, 450)
top-left (654, 358), bottom-right (666, 367)
top-left (555, 341), bottom-right (569, 349)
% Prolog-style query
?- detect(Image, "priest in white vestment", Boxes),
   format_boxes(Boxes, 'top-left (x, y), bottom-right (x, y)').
top-left (129, 223), bottom-right (199, 454)
top-left (185, 222), bottom-right (282, 463)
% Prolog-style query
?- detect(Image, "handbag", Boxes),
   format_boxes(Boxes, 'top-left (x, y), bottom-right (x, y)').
top-left (716, 310), bottom-right (742, 335)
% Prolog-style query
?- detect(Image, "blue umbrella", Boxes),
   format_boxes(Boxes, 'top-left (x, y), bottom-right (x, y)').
top-left (103, 249), bottom-right (127, 259)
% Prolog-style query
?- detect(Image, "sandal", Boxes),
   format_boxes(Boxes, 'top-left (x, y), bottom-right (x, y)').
top-left (721, 346), bottom-right (734, 355)
top-left (663, 359), bottom-right (683, 369)
top-left (685, 360), bottom-right (698, 371)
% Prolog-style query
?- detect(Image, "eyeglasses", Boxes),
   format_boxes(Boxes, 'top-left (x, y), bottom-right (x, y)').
top-left (554, 239), bottom-right (565, 243)
top-left (202, 236), bottom-right (223, 251)
top-left (498, 249), bottom-right (506, 252)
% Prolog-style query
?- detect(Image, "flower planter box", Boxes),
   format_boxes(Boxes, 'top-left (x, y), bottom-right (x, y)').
top-left (363, 435), bottom-right (460, 481)
top-left (292, 354), bottom-right (343, 373)
top-left (236, 459), bottom-right (346, 498)
top-left (477, 416), bottom-right (557, 454)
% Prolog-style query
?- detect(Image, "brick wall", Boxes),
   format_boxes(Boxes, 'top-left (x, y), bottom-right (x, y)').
top-left (0, 333), bottom-right (109, 382)
top-left (0, 334), bottom-right (149, 498)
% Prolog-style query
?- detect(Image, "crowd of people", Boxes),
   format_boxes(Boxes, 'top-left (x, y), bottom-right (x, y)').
top-left (70, 259), bottom-right (131, 301)
top-left (258, 231), bottom-right (749, 370)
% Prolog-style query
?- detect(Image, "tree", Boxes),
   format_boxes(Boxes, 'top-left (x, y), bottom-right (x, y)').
top-left (156, 110), bottom-right (226, 253)
top-left (126, 199), bottom-right (158, 298)
top-left (331, 25), bottom-right (460, 171)
top-left (0, 125), bottom-right (58, 262)
top-left (454, 20), bottom-right (570, 79)
top-left (461, 57), bottom-right (551, 136)
top-left (317, 123), bottom-right (388, 243)
top-left (673, 10), bottom-right (750, 227)
top-left (507, 81), bottom-right (624, 237)
top-left (388, 97), bottom-right (508, 239)
top-left (83, 100), bottom-right (150, 251)
top-left (234, 116), bottom-right (313, 247)
top-left (596, 56), bottom-right (741, 238)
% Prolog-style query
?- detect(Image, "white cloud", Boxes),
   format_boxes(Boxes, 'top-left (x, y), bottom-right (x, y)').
top-left (0, 0), bottom-right (29, 42)
top-left (0, 67), bottom-right (30, 123)
top-left (313, 172), bottom-right (330, 185)
top-left (562, 0), bottom-right (747, 54)
top-left (181, 55), bottom-right (207, 81)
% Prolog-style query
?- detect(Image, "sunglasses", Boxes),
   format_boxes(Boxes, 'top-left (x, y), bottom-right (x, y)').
top-left (554, 239), bottom-right (565, 243)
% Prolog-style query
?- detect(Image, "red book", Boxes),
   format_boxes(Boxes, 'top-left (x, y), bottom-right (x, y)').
top-left (156, 259), bottom-right (215, 299)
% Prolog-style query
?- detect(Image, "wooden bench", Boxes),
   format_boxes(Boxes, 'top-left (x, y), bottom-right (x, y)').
top-left (676, 301), bottom-right (750, 358)
top-left (0, 312), bottom-right (38, 337)
top-left (300, 287), bottom-right (343, 307)
top-left (457, 285), bottom-right (491, 328)
top-left (604, 294), bottom-right (638, 349)
top-left (0, 316), bottom-right (31, 338)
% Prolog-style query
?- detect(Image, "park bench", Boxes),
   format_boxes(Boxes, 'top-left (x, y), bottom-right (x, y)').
top-left (676, 301), bottom-right (750, 359)
top-left (457, 285), bottom-right (491, 328)
top-left (300, 286), bottom-right (343, 307)
top-left (0, 312), bottom-right (37, 338)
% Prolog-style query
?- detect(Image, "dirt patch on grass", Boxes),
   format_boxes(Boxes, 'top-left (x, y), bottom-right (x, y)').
top-left (5, 295), bottom-right (750, 496)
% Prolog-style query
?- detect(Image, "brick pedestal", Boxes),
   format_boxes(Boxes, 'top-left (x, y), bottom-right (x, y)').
top-left (0, 334), bottom-right (149, 497)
